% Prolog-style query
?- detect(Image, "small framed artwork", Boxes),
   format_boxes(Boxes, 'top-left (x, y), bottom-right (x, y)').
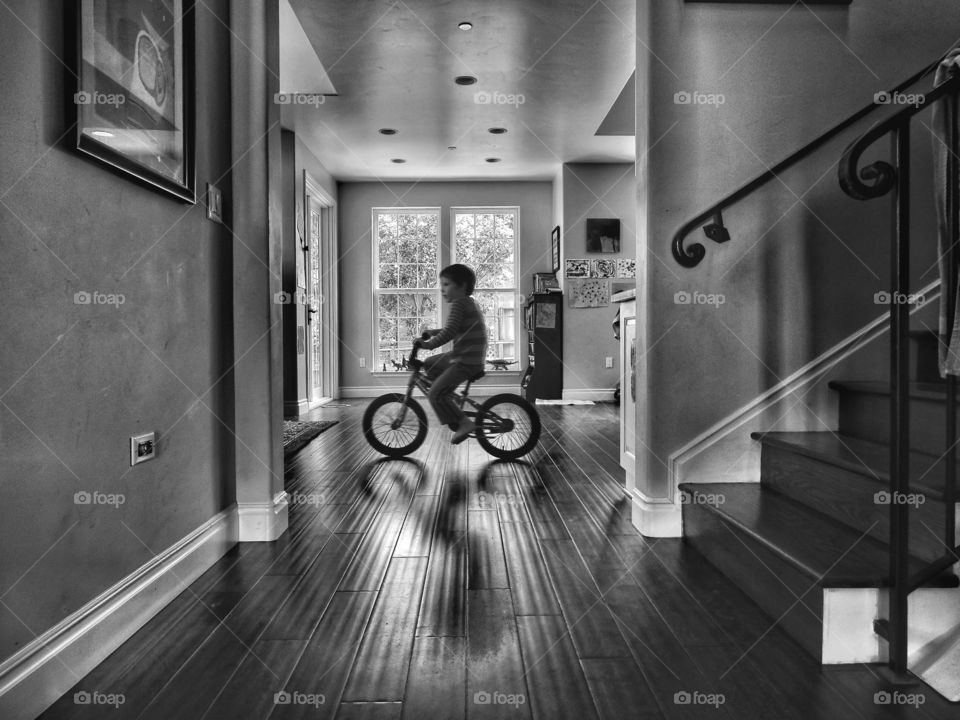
top-left (591, 259), bottom-right (616, 278)
top-left (75, 0), bottom-right (195, 202)
top-left (551, 225), bottom-right (561, 273)
top-left (616, 258), bottom-right (636, 278)
top-left (533, 272), bottom-right (559, 293)
top-left (586, 218), bottom-right (620, 253)
top-left (565, 259), bottom-right (590, 278)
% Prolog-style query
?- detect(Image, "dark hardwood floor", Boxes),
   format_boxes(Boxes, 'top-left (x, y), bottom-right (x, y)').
top-left (37, 400), bottom-right (957, 719)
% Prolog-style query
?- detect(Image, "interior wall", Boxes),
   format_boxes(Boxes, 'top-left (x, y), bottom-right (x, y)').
top-left (561, 162), bottom-right (636, 393)
top-left (637, 0), bottom-right (960, 499)
top-left (0, 0), bottom-right (234, 661)
top-left (337, 181), bottom-right (552, 391)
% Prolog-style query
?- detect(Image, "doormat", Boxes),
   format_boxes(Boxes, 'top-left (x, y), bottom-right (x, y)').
top-left (283, 420), bottom-right (338, 456)
top-left (534, 399), bottom-right (595, 405)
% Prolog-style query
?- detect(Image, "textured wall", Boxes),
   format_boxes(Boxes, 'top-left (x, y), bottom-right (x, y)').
top-left (0, 0), bottom-right (234, 661)
top-left (636, 0), bottom-right (960, 498)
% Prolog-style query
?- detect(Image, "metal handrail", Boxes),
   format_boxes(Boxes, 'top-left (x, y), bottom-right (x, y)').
top-left (671, 59), bottom-right (943, 268)
top-left (838, 70), bottom-right (960, 676)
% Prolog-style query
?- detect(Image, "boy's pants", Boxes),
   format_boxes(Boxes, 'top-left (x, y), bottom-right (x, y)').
top-left (423, 354), bottom-right (477, 428)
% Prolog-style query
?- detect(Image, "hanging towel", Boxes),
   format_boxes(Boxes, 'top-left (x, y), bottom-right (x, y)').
top-left (935, 46), bottom-right (960, 376)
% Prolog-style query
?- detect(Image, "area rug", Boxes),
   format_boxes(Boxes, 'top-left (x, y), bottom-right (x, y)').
top-left (283, 420), bottom-right (338, 456)
top-left (534, 399), bottom-right (595, 405)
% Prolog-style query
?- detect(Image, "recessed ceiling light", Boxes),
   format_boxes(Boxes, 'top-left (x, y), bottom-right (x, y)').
top-left (485, 157), bottom-right (501, 163)
top-left (458, 21), bottom-right (473, 31)
top-left (448, 146), bottom-right (457, 150)
top-left (379, 128), bottom-right (398, 135)
top-left (454, 75), bottom-right (477, 85)
top-left (488, 127), bottom-right (507, 134)
top-left (91, 130), bottom-right (114, 138)
top-left (391, 158), bottom-right (406, 163)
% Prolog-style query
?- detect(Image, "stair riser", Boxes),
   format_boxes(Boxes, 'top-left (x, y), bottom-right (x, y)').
top-left (761, 445), bottom-right (947, 563)
top-left (682, 501), bottom-right (823, 660)
top-left (837, 391), bottom-right (959, 457)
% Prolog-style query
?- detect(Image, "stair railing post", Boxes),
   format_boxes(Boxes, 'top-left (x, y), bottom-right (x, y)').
top-left (889, 122), bottom-right (911, 675)
top-left (946, 90), bottom-right (959, 556)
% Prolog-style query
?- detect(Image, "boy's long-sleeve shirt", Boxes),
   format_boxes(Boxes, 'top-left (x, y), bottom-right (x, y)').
top-left (420, 296), bottom-right (488, 369)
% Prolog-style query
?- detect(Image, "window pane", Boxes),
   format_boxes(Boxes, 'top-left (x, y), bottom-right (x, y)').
top-left (378, 233), bottom-right (398, 263)
top-left (495, 213), bottom-right (514, 238)
top-left (379, 264), bottom-right (399, 288)
top-left (399, 264), bottom-right (418, 288)
top-left (378, 293), bottom-right (398, 315)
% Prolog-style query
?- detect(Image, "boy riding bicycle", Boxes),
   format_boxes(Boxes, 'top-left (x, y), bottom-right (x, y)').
top-left (414, 263), bottom-right (487, 444)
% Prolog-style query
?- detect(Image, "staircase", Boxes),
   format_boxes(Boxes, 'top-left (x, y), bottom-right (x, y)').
top-left (681, 329), bottom-right (960, 699)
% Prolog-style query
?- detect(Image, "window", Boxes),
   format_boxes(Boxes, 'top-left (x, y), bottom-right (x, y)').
top-left (453, 208), bottom-right (518, 361)
top-left (373, 209), bottom-right (440, 371)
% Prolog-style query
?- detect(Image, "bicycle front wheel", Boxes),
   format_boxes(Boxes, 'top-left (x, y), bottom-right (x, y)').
top-left (362, 393), bottom-right (428, 457)
top-left (475, 394), bottom-right (541, 460)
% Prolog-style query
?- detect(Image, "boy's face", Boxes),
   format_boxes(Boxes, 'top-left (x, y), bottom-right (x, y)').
top-left (440, 276), bottom-right (467, 302)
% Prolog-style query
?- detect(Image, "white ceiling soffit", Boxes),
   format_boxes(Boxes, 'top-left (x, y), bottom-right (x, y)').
top-left (279, 0), bottom-right (336, 95)
top-left (596, 70), bottom-right (635, 137)
top-left (282, 0), bottom-right (635, 181)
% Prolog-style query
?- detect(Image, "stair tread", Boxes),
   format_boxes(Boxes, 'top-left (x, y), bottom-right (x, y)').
top-left (679, 483), bottom-right (931, 587)
top-left (828, 380), bottom-right (952, 400)
top-left (752, 431), bottom-right (949, 499)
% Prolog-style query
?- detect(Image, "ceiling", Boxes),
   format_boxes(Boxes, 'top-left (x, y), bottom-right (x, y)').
top-left (282, 0), bottom-right (636, 181)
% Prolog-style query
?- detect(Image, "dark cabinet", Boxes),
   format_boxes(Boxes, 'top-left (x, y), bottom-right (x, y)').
top-left (522, 294), bottom-right (563, 400)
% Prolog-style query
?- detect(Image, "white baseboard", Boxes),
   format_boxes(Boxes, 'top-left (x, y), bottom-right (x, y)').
top-left (669, 279), bottom-right (940, 489)
top-left (238, 491), bottom-right (289, 541)
top-left (340, 384), bottom-right (520, 398)
top-left (0, 506), bottom-right (238, 720)
top-left (630, 490), bottom-right (682, 538)
top-left (284, 398), bottom-right (310, 417)
top-left (822, 588), bottom-right (884, 663)
top-left (562, 388), bottom-right (616, 402)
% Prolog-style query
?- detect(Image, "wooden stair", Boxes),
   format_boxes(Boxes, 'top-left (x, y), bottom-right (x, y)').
top-left (681, 329), bottom-right (960, 674)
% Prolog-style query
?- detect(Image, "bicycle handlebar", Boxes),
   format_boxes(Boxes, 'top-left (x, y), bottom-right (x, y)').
top-left (408, 332), bottom-right (432, 363)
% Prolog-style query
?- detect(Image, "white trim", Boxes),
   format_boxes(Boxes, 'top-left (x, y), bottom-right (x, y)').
top-left (304, 174), bottom-right (338, 402)
top-left (668, 279), bottom-right (940, 490)
top-left (340, 384), bottom-right (520, 399)
top-left (630, 490), bottom-right (682, 537)
top-left (238, 491), bottom-right (289, 541)
top-left (822, 588), bottom-right (885, 663)
top-left (0, 507), bottom-right (238, 720)
top-left (284, 398), bottom-right (311, 417)
top-left (562, 388), bottom-right (616, 402)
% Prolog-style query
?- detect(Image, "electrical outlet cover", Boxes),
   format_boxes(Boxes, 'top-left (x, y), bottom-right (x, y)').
top-left (131, 432), bottom-right (156, 466)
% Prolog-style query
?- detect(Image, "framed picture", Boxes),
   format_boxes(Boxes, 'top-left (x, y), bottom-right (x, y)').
top-left (586, 218), bottom-right (620, 253)
top-left (551, 225), bottom-right (561, 273)
top-left (75, 0), bottom-right (195, 202)
top-left (565, 258), bottom-right (590, 278)
top-left (591, 259), bottom-right (616, 278)
top-left (533, 272), bottom-right (559, 293)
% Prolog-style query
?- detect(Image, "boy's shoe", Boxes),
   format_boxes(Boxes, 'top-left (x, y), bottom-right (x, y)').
top-left (451, 421), bottom-right (476, 444)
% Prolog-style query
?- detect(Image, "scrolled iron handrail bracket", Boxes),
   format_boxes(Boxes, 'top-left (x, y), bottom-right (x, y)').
top-left (672, 211), bottom-right (730, 268)
top-left (838, 126), bottom-right (898, 201)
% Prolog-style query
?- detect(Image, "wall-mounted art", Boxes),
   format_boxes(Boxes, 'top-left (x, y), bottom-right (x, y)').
top-left (591, 259), bottom-right (616, 278)
top-left (568, 279), bottom-right (609, 308)
top-left (75, 0), bottom-right (195, 202)
top-left (586, 218), bottom-right (620, 253)
top-left (565, 259), bottom-right (590, 278)
top-left (551, 225), bottom-right (561, 273)
top-left (616, 258), bottom-right (636, 278)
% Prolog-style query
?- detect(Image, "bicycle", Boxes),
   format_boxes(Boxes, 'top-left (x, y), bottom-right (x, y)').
top-left (362, 340), bottom-right (542, 460)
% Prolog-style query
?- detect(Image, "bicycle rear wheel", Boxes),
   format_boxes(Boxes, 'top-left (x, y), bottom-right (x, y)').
top-left (475, 394), bottom-right (541, 460)
top-left (362, 393), bottom-right (428, 457)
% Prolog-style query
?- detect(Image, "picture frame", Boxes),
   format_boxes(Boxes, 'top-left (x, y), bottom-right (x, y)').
top-left (586, 218), bottom-right (620, 253)
top-left (533, 272), bottom-right (559, 293)
top-left (75, 0), bottom-right (195, 203)
top-left (551, 225), bottom-right (561, 273)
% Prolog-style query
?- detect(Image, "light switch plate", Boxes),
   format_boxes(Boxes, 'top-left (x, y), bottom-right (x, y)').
top-left (206, 183), bottom-right (223, 223)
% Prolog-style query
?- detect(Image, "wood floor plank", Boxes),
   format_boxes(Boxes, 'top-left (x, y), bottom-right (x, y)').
top-left (342, 557), bottom-right (428, 702)
top-left (336, 702), bottom-right (403, 720)
top-left (402, 636), bottom-right (466, 720)
top-left (261, 533), bottom-right (363, 641)
top-left (515, 614), bottom-right (598, 720)
top-left (277, 591), bottom-right (378, 720)
top-left (393, 495), bottom-right (438, 557)
top-left (581, 657), bottom-right (664, 720)
top-left (467, 510), bottom-right (508, 590)
top-left (416, 532), bottom-right (467, 638)
top-left (466, 589), bottom-right (531, 720)
top-left (337, 512), bottom-right (408, 592)
top-left (499, 522), bottom-right (561, 616)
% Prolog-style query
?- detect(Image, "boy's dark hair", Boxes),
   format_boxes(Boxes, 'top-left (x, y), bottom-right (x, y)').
top-left (439, 263), bottom-right (476, 295)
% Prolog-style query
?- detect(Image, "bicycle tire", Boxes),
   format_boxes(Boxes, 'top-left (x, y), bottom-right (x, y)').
top-left (362, 393), bottom-right (429, 457)
top-left (475, 394), bottom-right (541, 460)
